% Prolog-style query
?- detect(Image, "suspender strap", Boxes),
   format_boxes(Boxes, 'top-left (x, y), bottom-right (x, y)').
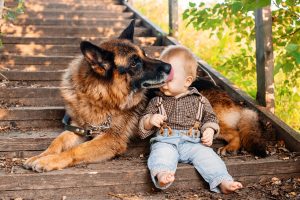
top-left (195, 95), bottom-right (204, 122)
top-left (156, 97), bottom-right (172, 136)
top-left (157, 97), bottom-right (167, 117)
top-left (188, 95), bottom-right (204, 137)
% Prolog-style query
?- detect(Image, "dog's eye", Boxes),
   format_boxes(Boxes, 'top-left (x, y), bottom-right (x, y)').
top-left (131, 55), bottom-right (141, 68)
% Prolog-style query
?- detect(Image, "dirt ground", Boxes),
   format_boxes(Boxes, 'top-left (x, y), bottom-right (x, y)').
top-left (108, 176), bottom-right (300, 200)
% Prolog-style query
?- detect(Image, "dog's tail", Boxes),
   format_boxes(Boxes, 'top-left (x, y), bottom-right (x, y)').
top-left (237, 109), bottom-right (267, 157)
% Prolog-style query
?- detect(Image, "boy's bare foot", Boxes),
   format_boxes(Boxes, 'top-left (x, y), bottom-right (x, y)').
top-left (156, 171), bottom-right (175, 187)
top-left (219, 180), bottom-right (243, 194)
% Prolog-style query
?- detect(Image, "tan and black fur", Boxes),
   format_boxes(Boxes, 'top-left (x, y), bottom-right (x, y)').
top-left (24, 21), bottom-right (266, 172)
top-left (24, 21), bottom-right (172, 172)
top-left (192, 79), bottom-right (267, 157)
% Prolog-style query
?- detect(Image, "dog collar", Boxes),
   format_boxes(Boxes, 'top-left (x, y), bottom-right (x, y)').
top-left (62, 114), bottom-right (111, 139)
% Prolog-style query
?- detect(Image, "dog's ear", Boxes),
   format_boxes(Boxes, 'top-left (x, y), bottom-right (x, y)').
top-left (118, 20), bottom-right (135, 42)
top-left (80, 41), bottom-right (112, 75)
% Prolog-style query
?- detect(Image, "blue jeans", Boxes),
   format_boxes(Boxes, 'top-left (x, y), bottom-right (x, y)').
top-left (148, 129), bottom-right (233, 193)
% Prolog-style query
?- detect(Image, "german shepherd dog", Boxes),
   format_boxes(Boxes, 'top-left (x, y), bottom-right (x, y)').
top-left (24, 21), bottom-right (172, 172)
top-left (24, 21), bottom-right (266, 172)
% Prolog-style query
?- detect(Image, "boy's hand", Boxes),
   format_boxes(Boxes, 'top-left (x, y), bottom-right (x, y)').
top-left (149, 114), bottom-right (167, 128)
top-left (201, 128), bottom-right (214, 146)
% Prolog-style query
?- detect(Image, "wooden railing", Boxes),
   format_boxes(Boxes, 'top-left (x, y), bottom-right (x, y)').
top-left (167, 1), bottom-right (275, 113)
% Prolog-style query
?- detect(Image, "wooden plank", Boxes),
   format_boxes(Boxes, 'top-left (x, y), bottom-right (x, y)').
top-left (0, 71), bottom-right (64, 81)
top-left (0, 46), bottom-right (164, 64)
top-left (255, 7), bottom-right (275, 113)
top-left (0, 106), bottom-right (64, 120)
top-left (0, 173), bottom-right (299, 199)
top-left (0, 131), bottom-right (226, 155)
top-left (21, 3), bottom-right (127, 12)
top-left (0, 55), bottom-right (74, 65)
top-left (5, 0), bottom-right (121, 3)
top-left (0, 120), bottom-right (63, 130)
top-left (0, 64), bottom-right (66, 71)
top-left (0, 158), bottom-right (298, 191)
top-left (1, 26), bottom-right (151, 37)
top-left (3, 97), bottom-right (64, 107)
top-left (0, 88), bottom-right (61, 98)
top-left (1, 36), bottom-right (158, 46)
top-left (12, 18), bottom-right (142, 26)
top-left (16, 11), bottom-right (133, 19)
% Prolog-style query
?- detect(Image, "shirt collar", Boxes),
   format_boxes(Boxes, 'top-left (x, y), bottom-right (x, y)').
top-left (159, 87), bottom-right (201, 99)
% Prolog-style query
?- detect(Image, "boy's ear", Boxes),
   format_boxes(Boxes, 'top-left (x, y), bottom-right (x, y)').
top-left (118, 20), bottom-right (135, 42)
top-left (80, 41), bottom-right (113, 75)
top-left (185, 75), bottom-right (194, 87)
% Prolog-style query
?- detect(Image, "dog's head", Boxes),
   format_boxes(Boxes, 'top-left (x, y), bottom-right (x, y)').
top-left (80, 20), bottom-right (172, 92)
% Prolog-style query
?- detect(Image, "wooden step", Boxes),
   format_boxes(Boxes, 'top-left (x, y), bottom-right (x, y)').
top-left (22, 3), bottom-right (127, 12)
top-left (0, 64), bottom-right (67, 72)
top-left (0, 155), bottom-right (299, 199)
top-left (0, 107), bottom-right (64, 130)
top-left (0, 106), bottom-right (64, 120)
top-left (0, 87), bottom-right (61, 98)
top-left (1, 45), bottom-right (164, 58)
top-left (5, 0), bottom-right (121, 5)
top-left (0, 129), bottom-right (229, 158)
top-left (0, 55), bottom-right (74, 65)
top-left (1, 25), bottom-right (151, 37)
top-left (0, 47), bottom-right (165, 66)
top-left (1, 36), bottom-right (159, 46)
top-left (12, 18), bottom-right (142, 26)
top-left (17, 11), bottom-right (133, 20)
top-left (0, 119), bottom-right (63, 130)
top-left (1, 97), bottom-right (63, 107)
top-left (0, 71), bottom-right (64, 81)
top-left (0, 130), bottom-right (150, 158)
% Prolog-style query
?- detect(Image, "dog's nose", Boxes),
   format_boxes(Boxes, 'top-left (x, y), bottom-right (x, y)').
top-left (161, 63), bottom-right (171, 73)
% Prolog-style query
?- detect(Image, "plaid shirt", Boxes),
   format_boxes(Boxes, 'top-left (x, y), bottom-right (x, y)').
top-left (138, 87), bottom-right (220, 139)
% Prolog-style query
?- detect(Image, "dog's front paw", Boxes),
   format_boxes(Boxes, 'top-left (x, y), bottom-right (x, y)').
top-left (217, 147), bottom-right (227, 156)
top-left (30, 154), bottom-right (70, 172)
top-left (24, 155), bottom-right (43, 170)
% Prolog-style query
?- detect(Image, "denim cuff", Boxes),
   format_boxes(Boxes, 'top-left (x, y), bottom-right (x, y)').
top-left (149, 165), bottom-right (176, 190)
top-left (210, 175), bottom-right (234, 193)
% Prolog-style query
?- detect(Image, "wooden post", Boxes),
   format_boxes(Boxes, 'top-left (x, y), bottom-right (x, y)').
top-left (168, 0), bottom-right (178, 37)
top-left (0, 0), bottom-right (4, 20)
top-left (255, 6), bottom-right (275, 113)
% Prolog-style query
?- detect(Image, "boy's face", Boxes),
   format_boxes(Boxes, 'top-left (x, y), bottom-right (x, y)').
top-left (160, 57), bottom-right (193, 96)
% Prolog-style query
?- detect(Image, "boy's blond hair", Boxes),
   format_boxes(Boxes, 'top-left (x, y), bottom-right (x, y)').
top-left (159, 45), bottom-right (198, 80)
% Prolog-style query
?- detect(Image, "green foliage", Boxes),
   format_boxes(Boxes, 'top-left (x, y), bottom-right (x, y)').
top-left (183, 0), bottom-right (300, 131)
top-left (2, 0), bottom-right (25, 21)
top-left (0, 0), bottom-right (25, 47)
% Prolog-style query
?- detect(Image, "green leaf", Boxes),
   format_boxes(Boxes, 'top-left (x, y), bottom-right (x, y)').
top-left (286, 43), bottom-right (299, 53)
top-left (182, 10), bottom-right (189, 20)
top-left (274, 63), bottom-right (282, 75)
top-left (282, 62), bottom-right (294, 73)
top-left (189, 2), bottom-right (196, 7)
top-left (290, 51), bottom-right (300, 64)
top-left (231, 2), bottom-right (243, 14)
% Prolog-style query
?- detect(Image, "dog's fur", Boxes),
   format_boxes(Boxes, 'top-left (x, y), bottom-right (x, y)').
top-left (24, 21), bottom-right (172, 172)
top-left (192, 79), bottom-right (266, 157)
top-left (24, 21), bottom-right (266, 172)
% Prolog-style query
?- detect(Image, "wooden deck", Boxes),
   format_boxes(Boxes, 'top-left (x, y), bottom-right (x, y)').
top-left (0, 0), bottom-right (299, 199)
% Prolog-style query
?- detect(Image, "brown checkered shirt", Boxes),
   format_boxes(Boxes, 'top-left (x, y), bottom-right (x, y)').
top-left (138, 87), bottom-right (220, 139)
